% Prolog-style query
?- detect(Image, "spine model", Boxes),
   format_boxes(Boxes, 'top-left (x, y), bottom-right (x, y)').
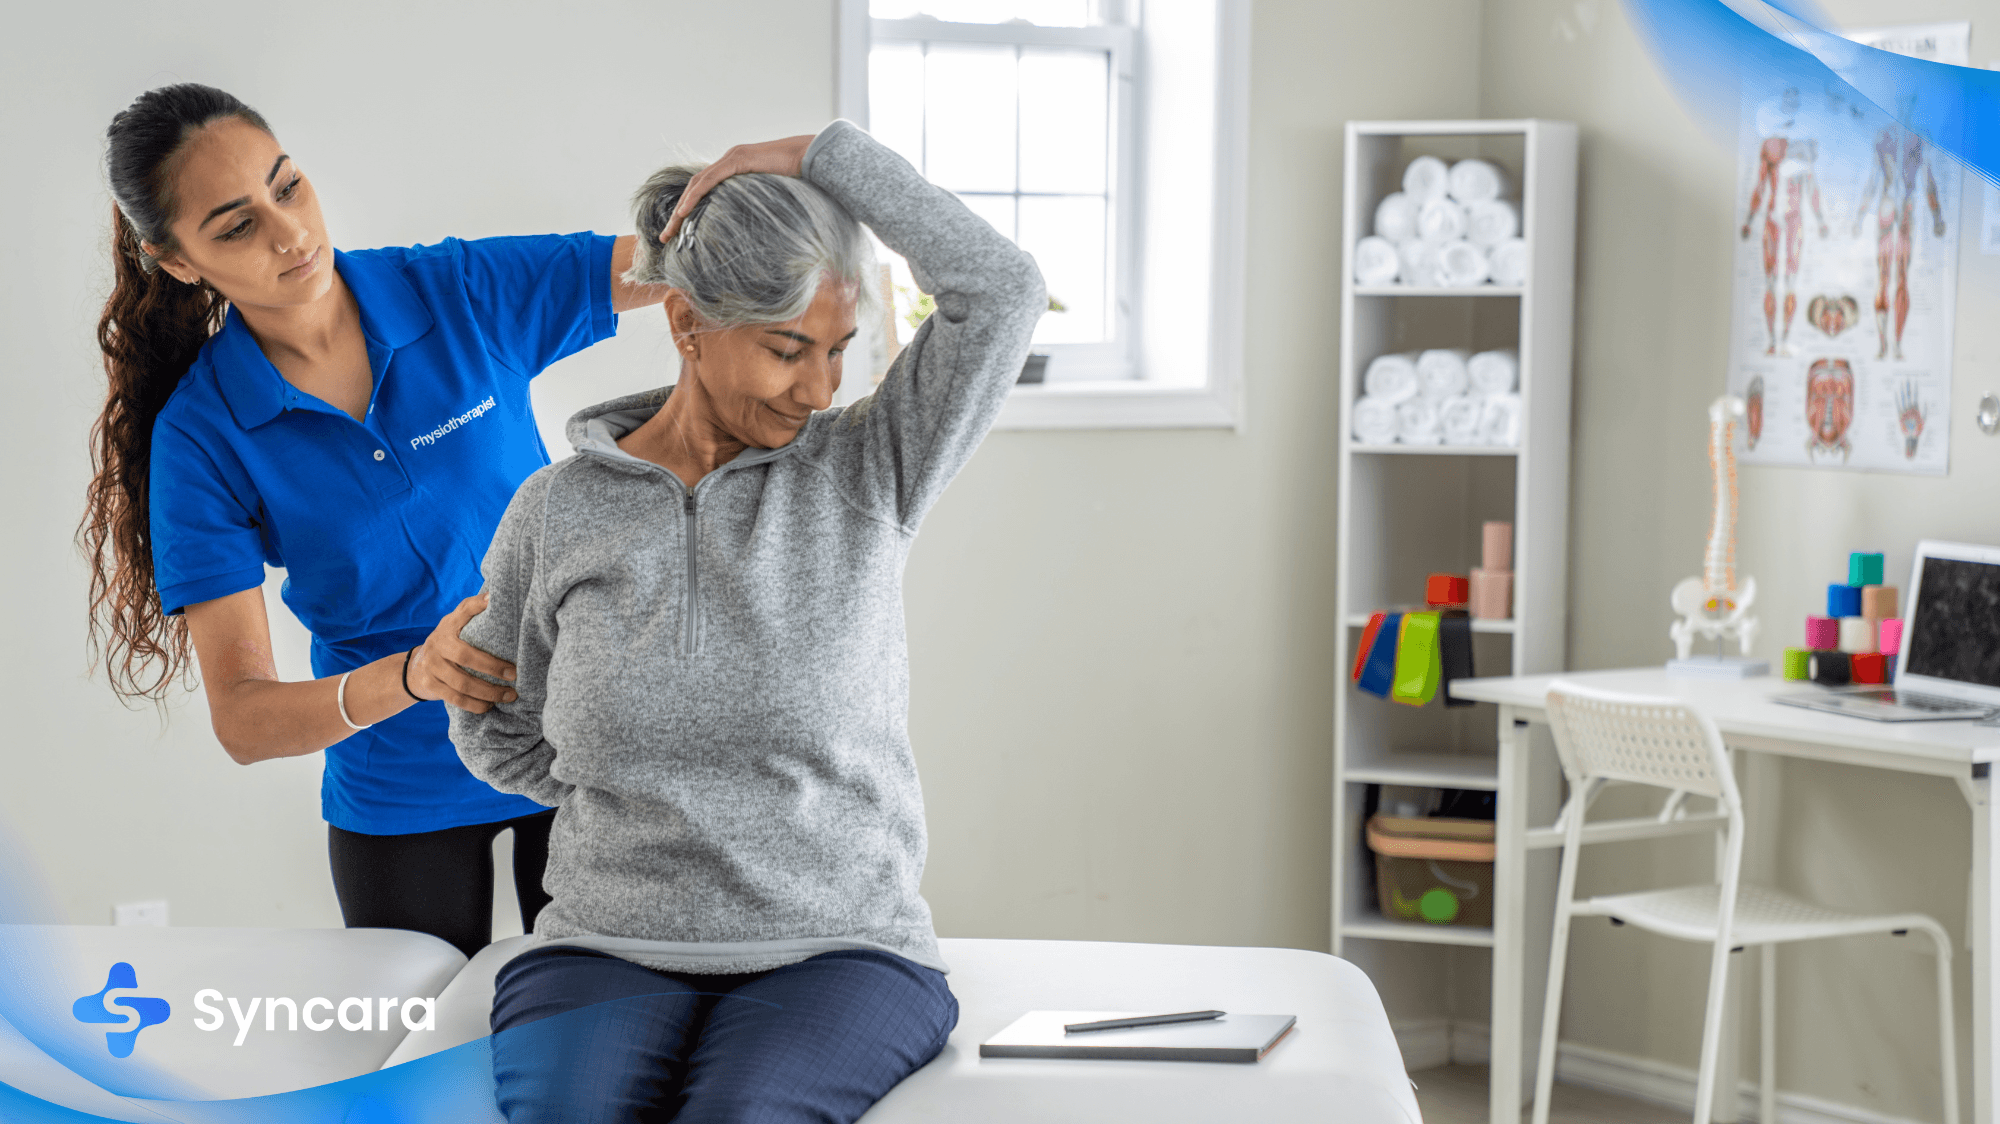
top-left (1670, 396), bottom-right (1759, 660)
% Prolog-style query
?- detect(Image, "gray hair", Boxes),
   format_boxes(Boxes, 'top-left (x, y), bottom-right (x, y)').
top-left (625, 163), bottom-right (876, 329)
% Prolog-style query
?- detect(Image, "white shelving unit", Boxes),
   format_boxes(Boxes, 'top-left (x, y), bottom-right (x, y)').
top-left (1331, 120), bottom-right (1576, 1118)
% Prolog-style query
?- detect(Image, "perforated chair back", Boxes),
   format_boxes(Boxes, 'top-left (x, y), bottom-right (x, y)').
top-left (1545, 681), bottom-right (1740, 811)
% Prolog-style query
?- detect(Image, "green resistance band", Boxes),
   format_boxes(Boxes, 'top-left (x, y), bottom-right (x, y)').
top-left (1391, 612), bottom-right (1443, 706)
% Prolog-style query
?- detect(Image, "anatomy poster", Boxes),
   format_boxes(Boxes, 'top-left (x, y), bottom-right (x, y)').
top-left (1724, 25), bottom-right (1967, 475)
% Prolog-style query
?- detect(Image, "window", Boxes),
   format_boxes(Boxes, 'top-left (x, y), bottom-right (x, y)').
top-left (868, 4), bottom-right (1136, 379)
top-left (837, 0), bottom-right (1249, 429)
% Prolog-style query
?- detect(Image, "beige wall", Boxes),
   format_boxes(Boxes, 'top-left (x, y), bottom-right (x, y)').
top-left (1483, 0), bottom-right (1995, 1116)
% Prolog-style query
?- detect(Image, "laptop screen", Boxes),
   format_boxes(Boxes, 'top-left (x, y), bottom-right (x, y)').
top-left (1907, 556), bottom-right (2000, 689)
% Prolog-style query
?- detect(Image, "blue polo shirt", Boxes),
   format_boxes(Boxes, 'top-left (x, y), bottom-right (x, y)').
top-left (149, 232), bottom-right (618, 835)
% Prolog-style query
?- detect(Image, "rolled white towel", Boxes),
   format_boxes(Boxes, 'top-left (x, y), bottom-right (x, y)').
top-left (1439, 395), bottom-right (1485, 446)
top-left (1351, 395), bottom-right (1399, 445)
top-left (1447, 158), bottom-right (1511, 204)
top-left (1374, 192), bottom-right (1417, 242)
top-left (1489, 237), bottom-right (1527, 286)
top-left (1396, 238), bottom-right (1442, 287)
top-left (1437, 240), bottom-right (1491, 287)
top-left (1465, 199), bottom-right (1520, 247)
top-left (1417, 197), bottom-right (1468, 244)
top-left (1363, 352), bottom-right (1420, 404)
top-left (1402, 155), bottom-right (1449, 203)
top-left (1479, 393), bottom-right (1523, 447)
top-left (1396, 397), bottom-right (1443, 445)
top-left (1353, 236), bottom-right (1401, 286)
top-left (1467, 349), bottom-right (1519, 395)
top-left (1416, 348), bottom-right (1471, 399)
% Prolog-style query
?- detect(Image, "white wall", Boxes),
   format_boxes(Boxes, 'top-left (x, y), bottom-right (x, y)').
top-left (0, 0), bottom-right (830, 928)
top-left (4, 0), bottom-right (1477, 956)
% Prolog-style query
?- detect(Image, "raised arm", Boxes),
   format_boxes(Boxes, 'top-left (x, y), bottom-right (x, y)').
top-left (801, 120), bottom-right (1046, 527)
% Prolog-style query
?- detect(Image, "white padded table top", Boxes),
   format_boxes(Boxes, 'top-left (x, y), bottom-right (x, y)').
top-left (398, 935), bottom-right (1420, 1122)
top-left (4, 927), bottom-right (1416, 1123)
top-left (859, 938), bottom-right (1419, 1123)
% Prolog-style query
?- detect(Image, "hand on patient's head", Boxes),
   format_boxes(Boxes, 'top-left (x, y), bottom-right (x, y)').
top-left (658, 134), bottom-right (816, 244)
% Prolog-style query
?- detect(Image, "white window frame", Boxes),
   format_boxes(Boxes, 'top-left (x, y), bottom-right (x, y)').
top-left (836, 0), bottom-right (1249, 430)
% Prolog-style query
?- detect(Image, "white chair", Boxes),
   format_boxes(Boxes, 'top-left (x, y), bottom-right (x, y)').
top-left (1531, 681), bottom-right (1958, 1124)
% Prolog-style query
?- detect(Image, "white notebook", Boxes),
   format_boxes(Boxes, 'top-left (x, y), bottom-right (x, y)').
top-left (979, 1011), bottom-right (1297, 1063)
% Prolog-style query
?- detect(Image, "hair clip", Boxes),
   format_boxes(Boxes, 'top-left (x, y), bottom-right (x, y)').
top-left (676, 212), bottom-right (697, 253)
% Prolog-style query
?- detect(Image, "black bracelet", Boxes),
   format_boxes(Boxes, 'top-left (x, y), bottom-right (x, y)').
top-left (401, 646), bottom-right (424, 702)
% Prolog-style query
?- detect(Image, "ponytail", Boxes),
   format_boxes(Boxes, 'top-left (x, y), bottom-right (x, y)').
top-left (80, 84), bottom-right (270, 703)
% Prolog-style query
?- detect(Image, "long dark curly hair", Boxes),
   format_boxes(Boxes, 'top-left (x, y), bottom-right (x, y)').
top-left (81, 83), bottom-right (272, 703)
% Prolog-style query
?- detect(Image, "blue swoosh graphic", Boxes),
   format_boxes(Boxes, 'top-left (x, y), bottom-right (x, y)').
top-left (1624, 0), bottom-right (2000, 186)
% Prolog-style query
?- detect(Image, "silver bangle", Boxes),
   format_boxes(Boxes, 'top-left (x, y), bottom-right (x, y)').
top-left (336, 671), bottom-right (373, 731)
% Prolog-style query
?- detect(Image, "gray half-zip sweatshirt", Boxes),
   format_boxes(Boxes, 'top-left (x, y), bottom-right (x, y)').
top-left (448, 120), bottom-right (1045, 975)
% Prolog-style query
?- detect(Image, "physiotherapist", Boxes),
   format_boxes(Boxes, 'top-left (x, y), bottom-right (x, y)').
top-left (77, 83), bottom-right (794, 959)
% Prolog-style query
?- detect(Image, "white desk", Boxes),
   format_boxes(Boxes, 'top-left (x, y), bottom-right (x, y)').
top-left (1449, 667), bottom-right (1999, 1124)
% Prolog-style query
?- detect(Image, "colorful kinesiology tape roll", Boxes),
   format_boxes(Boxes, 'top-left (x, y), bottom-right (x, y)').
top-left (1860, 585), bottom-right (1899, 618)
top-left (1804, 615), bottom-right (1839, 649)
top-left (1810, 651), bottom-right (1852, 686)
top-left (1481, 521), bottom-right (1513, 572)
top-left (1426, 573), bottom-right (1470, 606)
top-left (1469, 569), bottom-right (1511, 619)
top-left (1838, 617), bottom-right (1878, 654)
top-left (1782, 648), bottom-right (1810, 680)
top-left (1851, 652), bottom-right (1886, 684)
top-left (1826, 583), bottom-right (1862, 618)
top-left (1849, 552), bottom-right (1885, 587)
top-left (1879, 617), bottom-right (1905, 654)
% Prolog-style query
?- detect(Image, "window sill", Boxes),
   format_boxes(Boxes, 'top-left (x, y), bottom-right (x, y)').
top-left (994, 378), bottom-right (1240, 430)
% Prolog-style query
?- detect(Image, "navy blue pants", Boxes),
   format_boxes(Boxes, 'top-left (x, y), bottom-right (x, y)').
top-left (488, 946), bottom-right (957, 1123)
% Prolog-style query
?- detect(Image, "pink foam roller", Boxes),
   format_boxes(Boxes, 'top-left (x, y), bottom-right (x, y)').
top-left (1879, 617), bottom-right (1905, 654)
top-left (1804, 615), bottom-right (1839, 649)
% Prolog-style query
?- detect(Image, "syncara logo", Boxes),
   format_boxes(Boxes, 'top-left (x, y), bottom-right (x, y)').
top-left (73, 962), bottom-right (171, 1058)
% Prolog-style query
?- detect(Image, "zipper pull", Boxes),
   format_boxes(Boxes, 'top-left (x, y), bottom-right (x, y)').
top-left (683, 491), bottom-right (696, 514)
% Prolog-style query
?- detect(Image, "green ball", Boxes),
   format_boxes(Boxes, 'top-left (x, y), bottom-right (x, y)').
top-left (1419, 887), bottom-right (1460, 923)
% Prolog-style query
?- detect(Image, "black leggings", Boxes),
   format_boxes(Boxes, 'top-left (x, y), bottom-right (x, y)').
top-left (328, 809), bottom-right (555, 959)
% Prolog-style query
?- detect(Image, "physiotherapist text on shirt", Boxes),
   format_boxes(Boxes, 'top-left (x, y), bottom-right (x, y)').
top-left (79, 83), bottom-right (804, 958)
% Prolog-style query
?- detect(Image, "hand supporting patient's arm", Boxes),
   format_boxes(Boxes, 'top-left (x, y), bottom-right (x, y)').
top-left (186, 589), bottom-right (517, 765)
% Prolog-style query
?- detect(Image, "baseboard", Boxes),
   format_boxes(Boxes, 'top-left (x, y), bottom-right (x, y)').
top-left (1390, 1017), bottom-right (1454, 1072)
top-left (1419, 1020), bottom-right (1929, 1124)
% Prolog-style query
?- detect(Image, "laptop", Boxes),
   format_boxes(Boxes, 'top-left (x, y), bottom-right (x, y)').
top-left (1773, 540), bottom-right (2000, 722)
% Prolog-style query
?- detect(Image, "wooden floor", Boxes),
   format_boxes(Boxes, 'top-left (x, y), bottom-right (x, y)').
top-left (1413, 1064), bottom-right (1688, 1124)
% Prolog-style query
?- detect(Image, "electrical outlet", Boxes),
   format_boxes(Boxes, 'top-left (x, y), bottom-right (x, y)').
top-left (113, 900), bottom-right (169, 927)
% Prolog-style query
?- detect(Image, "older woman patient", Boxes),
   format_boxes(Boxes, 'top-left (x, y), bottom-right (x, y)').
top-left (448, 119), bottom-right (1044, 1123)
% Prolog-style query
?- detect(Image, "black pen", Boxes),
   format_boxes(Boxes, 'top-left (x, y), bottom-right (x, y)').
top-left (1064, 1010), bottom-right (1226, 1034)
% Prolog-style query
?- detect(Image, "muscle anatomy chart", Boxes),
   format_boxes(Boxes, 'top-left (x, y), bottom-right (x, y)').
top-left (1726, 57), bottom-right (1961, 475)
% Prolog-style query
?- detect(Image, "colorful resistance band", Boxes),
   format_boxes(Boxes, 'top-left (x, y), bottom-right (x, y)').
top-left (1352, 612), bottom-right (1388, 682)
top-left (1356, 612), bottom-right (1403, 699)
top-left (1391, 612), bottom-right (1443, 707)
top-left (1438, 613), bottom-right (1475, 708)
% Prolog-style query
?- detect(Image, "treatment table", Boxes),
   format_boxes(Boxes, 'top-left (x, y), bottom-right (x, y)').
top-left (0, 926), bottom-right (1421, 1122)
